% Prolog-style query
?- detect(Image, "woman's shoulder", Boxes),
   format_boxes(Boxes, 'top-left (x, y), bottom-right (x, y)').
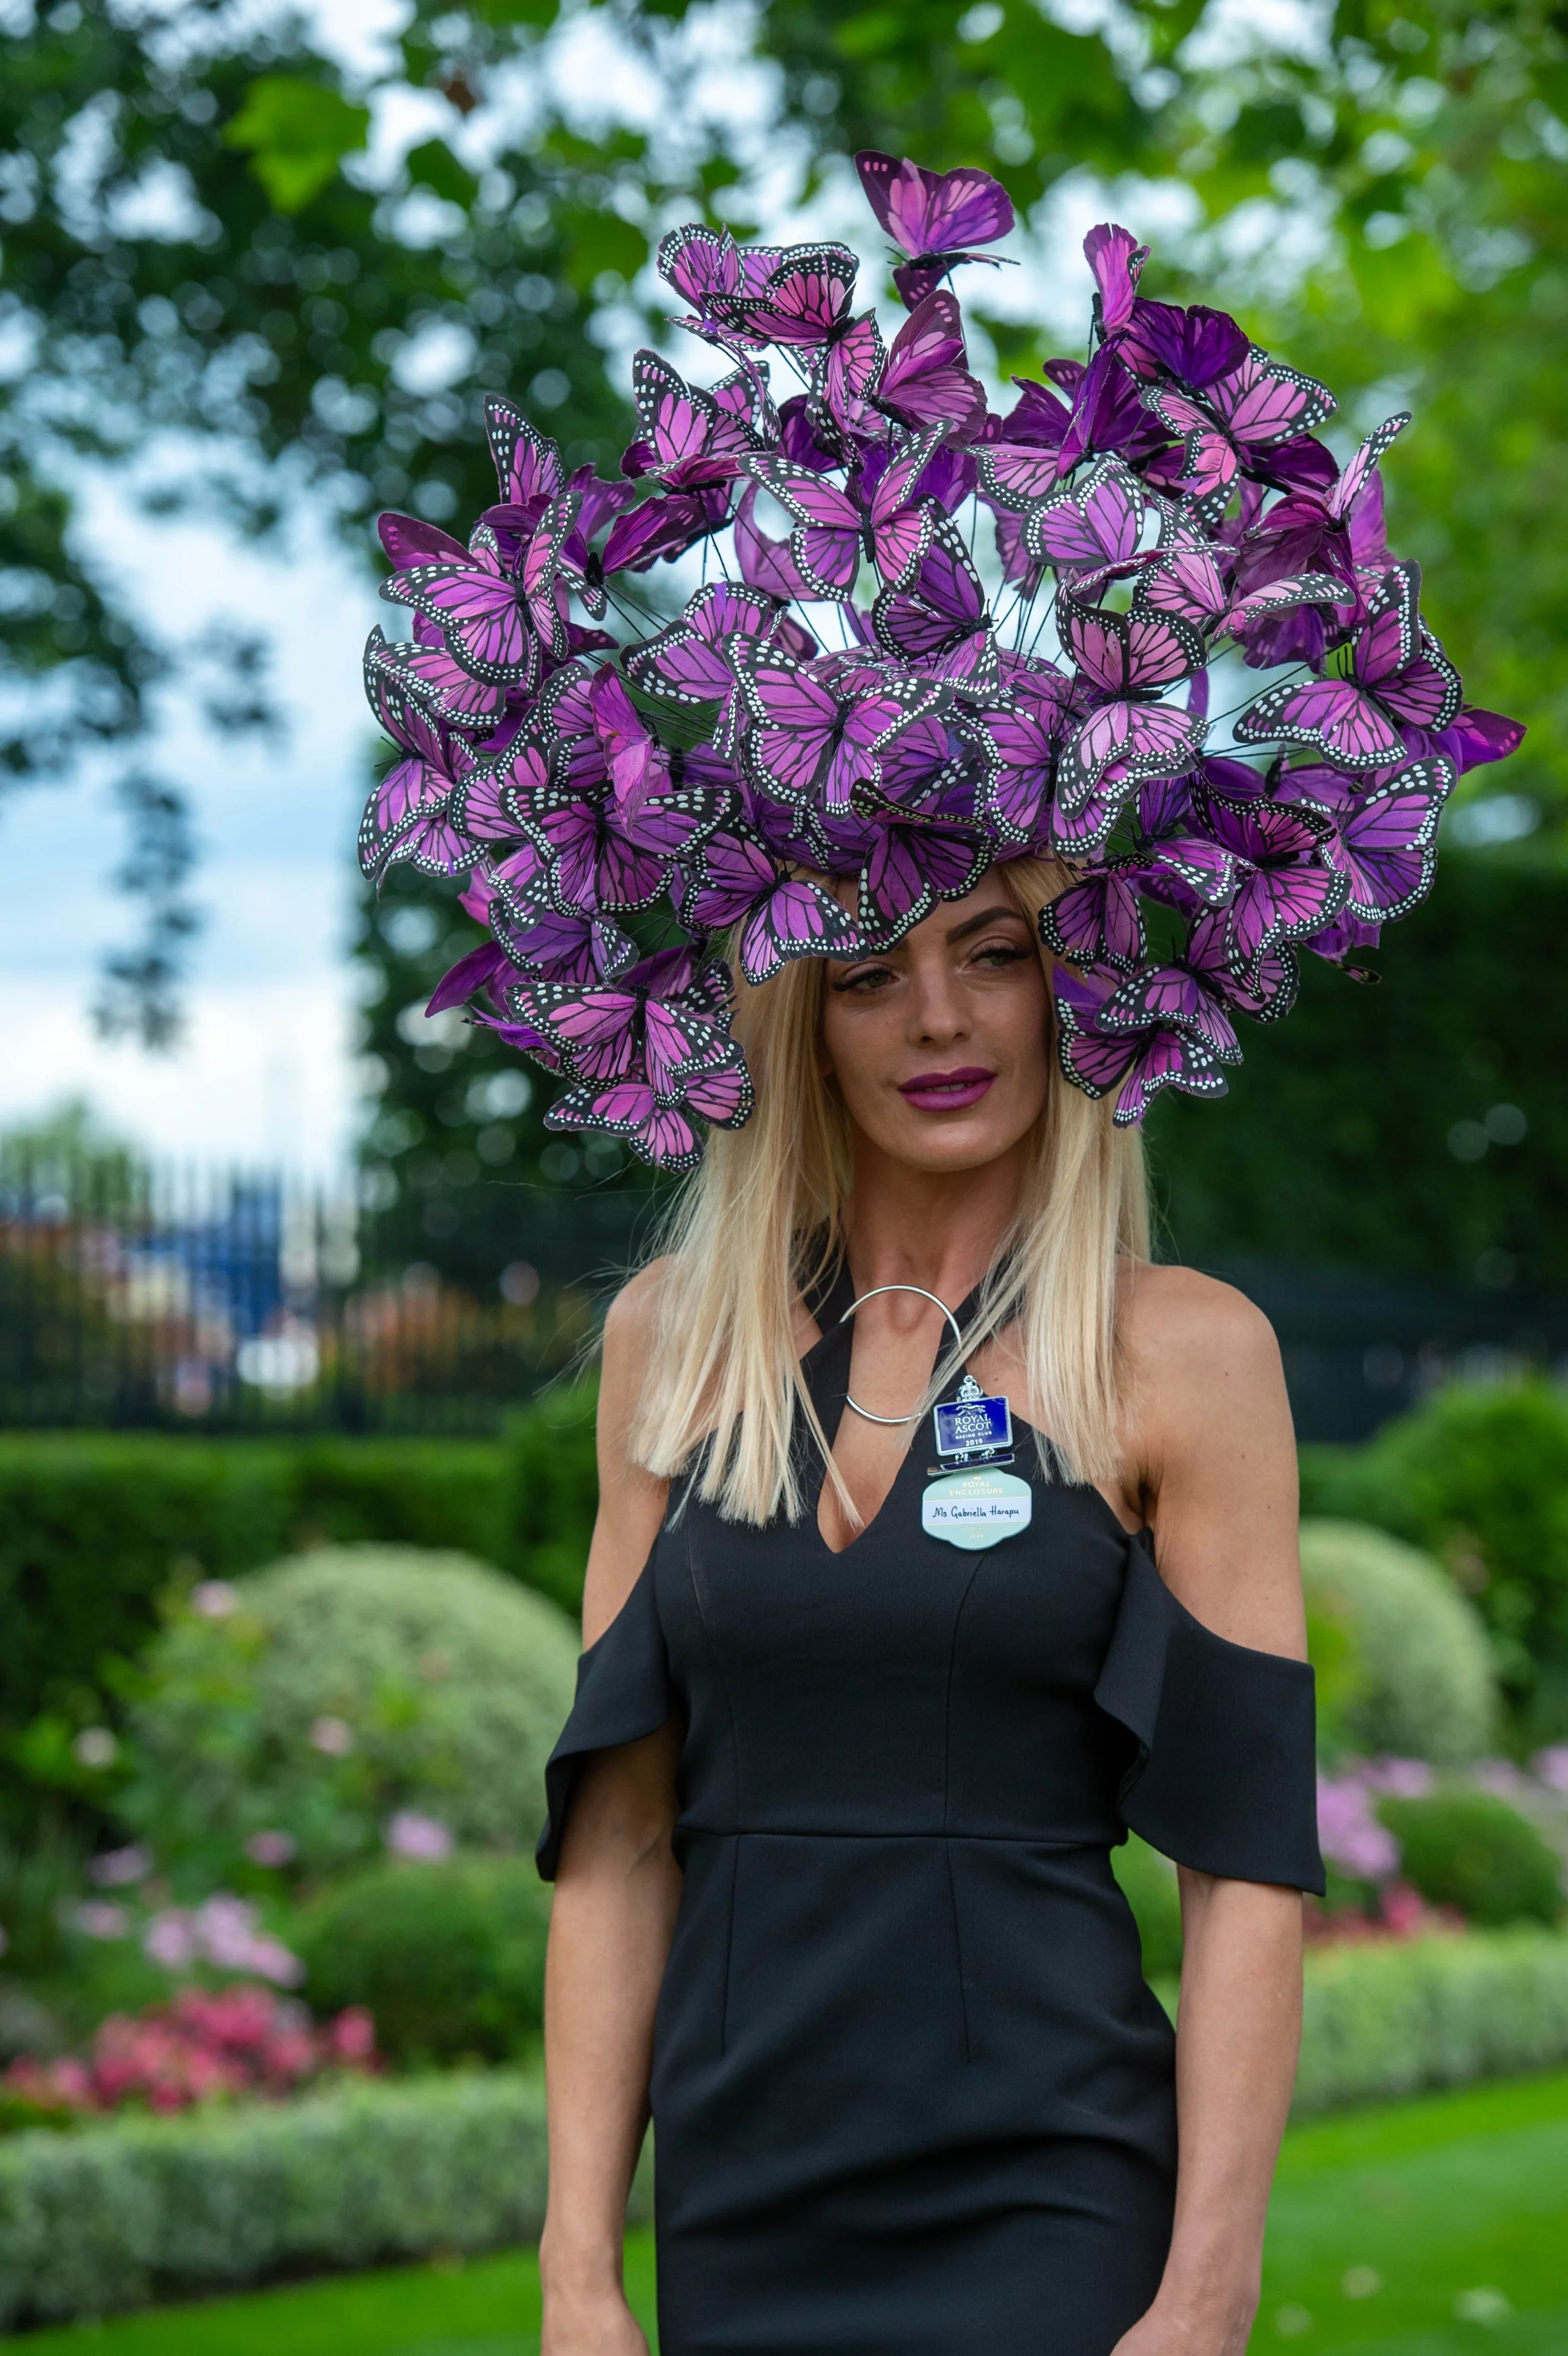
top-left (1116, 1258), bottom-right (1283, 1399)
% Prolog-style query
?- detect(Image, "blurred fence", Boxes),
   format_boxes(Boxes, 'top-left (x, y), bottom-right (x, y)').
top-left (2, 1151), bottom-right (1566, 1439)
top-left (0, 1150), bottom-right (656, 1435)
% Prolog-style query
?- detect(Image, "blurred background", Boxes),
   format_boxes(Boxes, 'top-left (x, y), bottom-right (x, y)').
top-left (1, 0), bottom-right (1566, 2347)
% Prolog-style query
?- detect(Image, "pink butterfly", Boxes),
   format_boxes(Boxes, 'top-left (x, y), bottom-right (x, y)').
top-left (746, 426), bottom-right (948, 598)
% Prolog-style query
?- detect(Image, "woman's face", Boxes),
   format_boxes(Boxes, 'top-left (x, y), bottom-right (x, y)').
top-left (818, 882), bottom-right (1052, 1175)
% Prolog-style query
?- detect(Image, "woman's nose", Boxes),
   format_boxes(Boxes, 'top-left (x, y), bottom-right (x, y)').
top-left (908, 961), bottom-right (969, 1043)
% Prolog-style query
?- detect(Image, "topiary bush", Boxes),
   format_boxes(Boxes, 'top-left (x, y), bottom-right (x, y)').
top-left (292, 1855), bottom-right (551, 2065)
top-left (1299, 1520), bottom-right (1497, 1765)
top-left (1377, 1790), bottom-right (1565, 1928)
top-left (1299, 1383), bottom-right (1568, 1742)
top-left (119, 1546), bottom-right (578, 1890)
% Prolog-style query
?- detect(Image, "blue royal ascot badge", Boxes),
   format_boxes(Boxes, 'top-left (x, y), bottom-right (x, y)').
top-left (932, 1372), bottom-right (1013, 1469)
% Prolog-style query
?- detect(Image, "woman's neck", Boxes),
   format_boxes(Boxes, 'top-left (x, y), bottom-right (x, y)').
top-left (838, 1133), bottom-right (1030, 1313)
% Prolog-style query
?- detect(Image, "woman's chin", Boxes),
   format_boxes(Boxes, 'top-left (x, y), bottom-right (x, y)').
top-left (874, 1108), bottom-right (1039, 1174)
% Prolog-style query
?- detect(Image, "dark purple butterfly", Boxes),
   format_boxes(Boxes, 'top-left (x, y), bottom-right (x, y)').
top-left (1235, 564), bottom-right (1462, 768)
top-left (673, 827), bottom-right (862, 984)
top-left (1057, 594), bottom-right (1206, 811)
top-left (1404, 705), bottom-right (1526, 774)
top-left (1053, 964), bottom-right (1228, 1125)
top-left (855, 151), bottom-right (1015, 308)
top-left (362, 627), bottom-right (512, 727)
top-left (838, 775), bottom-right (992, 942)
top-left (741, 656), bottom-right (949, 814)
top-left (1116, 300), bottom-right (1250, 391)
top-left (1313, 756), bottom-right (1453, 923)
top-left (484, 400), bottom-right (566, 513)
top-left (359, 630), bottom-right (480, 881)
top-left (1195, 790), bottom-right (1348, 978)
top-left (981, 361), bottom-right (1163, 507)
top-left (747, 426), bottom-right (946, 597)
top-left (1099, 911), bottom-right (1295, 1065)
top-left (823, 291), bottom-right (986, 441)
top-left (546, 1050), bottom-right (753, 1171)
top-left (462, 871), bottom-right (636, 985)
top-left (872, 527), bottom-right (997, 690)
top-left (733, 482), bottom-right (814, 602)
top-left (1142, 349), bottom-right (1337, 500)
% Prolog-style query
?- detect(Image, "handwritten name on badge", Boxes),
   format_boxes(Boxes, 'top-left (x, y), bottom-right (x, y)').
top-left (921, 1468), bottom-right (1033, 1552)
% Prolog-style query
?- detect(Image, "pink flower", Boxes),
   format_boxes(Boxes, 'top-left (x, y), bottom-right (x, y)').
top-left (244, 1829), bottom-right (297, 1868)
top-left (1359, 1757), bottom-right (1434, 1799)
top-left (1317, 1775), bottom-right (1401, 1880)
top-left (327, 2006), bottom-right (377, 2064)
top-left (88, 1845), bottom-right (153, 1887)
top-left (1531, 1744), bottom-right (1568, 1796)
top-left (191, 1581), bottom-right (240, 1618)
top-left (309, 1715), bottom-right (355, 1756)
top-left (71, 1901), bottom-right (130, 1941)
top-left (143, 1910), bottom-right (197, 1969)
top-left (384, 1810), bottom-right (454, 1862)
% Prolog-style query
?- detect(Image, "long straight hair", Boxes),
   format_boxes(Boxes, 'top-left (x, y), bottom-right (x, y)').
top-left (627, 859), bottom-right (1150, 1524)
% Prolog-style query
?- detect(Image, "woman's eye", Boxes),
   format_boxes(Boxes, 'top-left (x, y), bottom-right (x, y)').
top-left (834, 964), bottom-right (896, 993)
top-left (973, 941), bottom-right (1029, 969)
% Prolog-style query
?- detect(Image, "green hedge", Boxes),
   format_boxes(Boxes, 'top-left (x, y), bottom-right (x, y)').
top-left (1292, 1929), bottom-right (1568, 2115)
top-left (0, 1392), bottom-right (600, 1803)
top-left (1, 1935), bottom-right (1564, 2326)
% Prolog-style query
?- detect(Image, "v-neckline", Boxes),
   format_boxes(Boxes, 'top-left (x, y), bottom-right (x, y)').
top-left (802, 1262), bottom-right (987, 1560)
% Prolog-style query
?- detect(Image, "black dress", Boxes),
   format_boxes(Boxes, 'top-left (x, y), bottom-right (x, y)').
top-left (539, 1267), bottom-right (1323, 2356)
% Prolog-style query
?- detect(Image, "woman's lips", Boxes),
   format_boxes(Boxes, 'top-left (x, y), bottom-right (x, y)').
top-left (897, 1068), bottom-right (996, 1112)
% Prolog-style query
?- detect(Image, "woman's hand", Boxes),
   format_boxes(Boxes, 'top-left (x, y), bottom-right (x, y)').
top-left (1109, 2287), bottom-right (1256, 2356)
top-left (540, 2283), bottom-right (650, 2356)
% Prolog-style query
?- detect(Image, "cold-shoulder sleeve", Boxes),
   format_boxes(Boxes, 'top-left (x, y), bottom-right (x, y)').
top-left (536, 1559), bottom-right (677, 1881)
top-left (1094, 1531), bottom-right (1324, 1894)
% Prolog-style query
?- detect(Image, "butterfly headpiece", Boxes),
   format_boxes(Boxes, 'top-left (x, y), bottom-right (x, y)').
top-left (356, 159), bottom-right (1522, 1170)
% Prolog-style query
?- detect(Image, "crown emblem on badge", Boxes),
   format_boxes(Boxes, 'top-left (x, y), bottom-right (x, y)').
top-left (956, 1373), bottom-right (985, 1404)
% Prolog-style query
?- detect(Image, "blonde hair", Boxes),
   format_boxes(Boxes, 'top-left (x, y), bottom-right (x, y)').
top-left (627, 859), bottom-right (1149, 1523)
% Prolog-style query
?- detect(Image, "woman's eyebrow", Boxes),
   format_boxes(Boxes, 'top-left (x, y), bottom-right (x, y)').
top-left (944, 905), bottom-right (1026, 945)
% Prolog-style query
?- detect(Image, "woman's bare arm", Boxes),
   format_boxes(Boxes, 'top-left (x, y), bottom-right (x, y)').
top-left (540, 1271), bottom-right (680, 2356)
top-left (1113, 1268), bottom-right (1306, 2356)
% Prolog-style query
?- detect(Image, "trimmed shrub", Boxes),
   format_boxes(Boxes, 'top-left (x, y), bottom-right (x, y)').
top-left (1111, 1835), bottom-right (1184, 1980)
top-left (1378, 1790), bottom-right (1564, 1928)
top-left (0, 1395), bottom-right (601, 1822)
top-left (1299, 1519), bottom-right (1497, 1764)
top-left (292, 1857), bottom-right (551, 2065)
top-left (1291, 1928), bottom-right (1568, 2115)
top-left (120, 1547), bottom-right (578, 1886)
top-left (1299, 1382), bottom-right (1568, 1740)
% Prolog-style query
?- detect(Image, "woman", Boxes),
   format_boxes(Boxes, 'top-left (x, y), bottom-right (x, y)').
top-left (534, 857), bottom-right (1323, 2356)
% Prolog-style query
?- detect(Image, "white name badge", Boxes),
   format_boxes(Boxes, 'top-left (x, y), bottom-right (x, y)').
top-left (920, 1468), bottom-right (1033, 1552)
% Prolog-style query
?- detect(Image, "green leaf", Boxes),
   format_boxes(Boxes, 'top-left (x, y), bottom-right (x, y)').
top-left (225, 75), bottom-right (371, 214)
top-left (620, 674), bottom-right (723, 751)
top-left (405, 138), bottom-right (479, 207)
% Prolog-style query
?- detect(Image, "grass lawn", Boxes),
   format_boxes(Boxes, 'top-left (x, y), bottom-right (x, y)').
top-left (18, 2071), bottom-right (1568, 2352)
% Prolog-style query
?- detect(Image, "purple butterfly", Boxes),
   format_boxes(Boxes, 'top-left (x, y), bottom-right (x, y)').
top-left (380, 523), bottom-right (537, 690)
top-left (673, 827), bottom-right (862, 984)
top-left (1100, 913), bottom-right (1294, 1066)
top-left (1083, 223), bottom-right (1148, 337)
top-left (709, 244), bottom-right (861, 349)
top-left (1038, 869), bottom-right (1146, 971)
top-left (359, 630), bottom-right (480, 880)
top-left (1053, 964), bottom-right (1229, 1125)
top-left (625, 581), bottom-right (788, 759)
top-left (1057, 593), bottom-right (1206, 811)
top-left (1313, 756), bottom-right (1454, 923)
top-left (1195, 790), bottom-right (1348, 978)
top-left (1142, 349), bottom-right (1337, 500)
top-left (1235, 565), bottom-right (1462, 769)
top-left (484, 400), bottom-right (565, 514)
top-left (855, 151), bottom-right (1015, 309)
top-left (1116, 300), bottom-right (1250, 392)
top-left (547, 1051), bottom-right (753, 1171)
top-left (740, 656), bottom-right (949, 814)
top-left (733, 482), bottom-right (814, 602)
top-left (657, 226), bottom-right (794, 342)
top-left (623, 351), bottom-right (765, 493)
top-left (362, 626), bottom-right (513, 728)
top-left (837, 775), bottom-right (992, 942)
top-left (974, 673), bottom-right (1073, 846)
top-left (511, 948), bottom-right (742, 1098)
top-left (822, 291), bottom-right (987, 441)
top-left (872, 528), bottom-right (997, 690)
top-left (981, 372), bottom-right (1162, 510)
top-left (747, 426), bottom-right (946, 598)
top-left (1403, 705), bottom-right (1526, 775)
top-left (462, 872), bottom-right (637, 985)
